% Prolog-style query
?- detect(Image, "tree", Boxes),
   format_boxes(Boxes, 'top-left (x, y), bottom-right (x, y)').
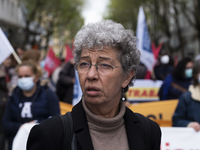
top-left (20, 0), bottom-right (84, 50)
top-left (105, 0), bottom-right (142, 33)
top-left (105, 0), bottom-right (199, 57)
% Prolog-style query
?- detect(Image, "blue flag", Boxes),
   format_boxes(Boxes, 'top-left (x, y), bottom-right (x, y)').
top-left (136, 6), bottom-right (155, 72)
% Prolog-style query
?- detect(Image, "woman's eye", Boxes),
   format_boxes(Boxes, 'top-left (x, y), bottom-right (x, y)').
top-left (99, 63), bottom-right (112, 69)
top-left (79, 62), bottom-right (89, 68)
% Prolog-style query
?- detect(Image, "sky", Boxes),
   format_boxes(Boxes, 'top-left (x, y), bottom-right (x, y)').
top-left (82, 0), bottom-right (110, 25)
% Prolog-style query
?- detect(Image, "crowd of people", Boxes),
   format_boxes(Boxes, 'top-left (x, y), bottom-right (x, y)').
top-left (0, 20), bottom-right (200, 149)
top-left (0, 48), bottom-right (61, 150)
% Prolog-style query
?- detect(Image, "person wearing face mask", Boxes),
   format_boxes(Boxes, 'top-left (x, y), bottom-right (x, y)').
top-left (2, 60), bottom-right (60, 150)
top-left (173, 59), bottom-right (200, 131)
top-left (154, 54), bottom-right (174, 80)
top-left (159, 57), bottom-right (193, 100)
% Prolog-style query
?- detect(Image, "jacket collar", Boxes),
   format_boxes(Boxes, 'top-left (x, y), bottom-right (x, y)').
top-left (124, 107), bottom-right (146, 150)
top-left (71, 100), bottom-right (146, 150)
top-left (71, 100), bottom-right (94, 150)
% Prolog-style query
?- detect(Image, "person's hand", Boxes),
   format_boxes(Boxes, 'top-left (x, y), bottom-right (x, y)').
top-left (187, 122), bottom-right (200, 132)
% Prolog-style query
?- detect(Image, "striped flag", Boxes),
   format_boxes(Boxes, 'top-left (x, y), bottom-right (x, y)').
top-left (136, 6), bottom-right (156, 72)
top-left (0, 28), bottom-right (14, 64)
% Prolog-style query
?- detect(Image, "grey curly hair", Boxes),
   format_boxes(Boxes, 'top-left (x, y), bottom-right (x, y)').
top-left (73, 20), bottom-right (141, 92)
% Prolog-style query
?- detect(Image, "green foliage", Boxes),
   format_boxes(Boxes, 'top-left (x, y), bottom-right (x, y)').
top-left (105, 0), bottom-right (144, 32)
top-left (105, 0), bottom-right (200, 56)
top-left (20, 0), bottom-right (84, 48)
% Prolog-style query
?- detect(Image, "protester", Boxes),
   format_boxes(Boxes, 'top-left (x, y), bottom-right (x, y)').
top-left (51, 57), bottom-right (65, 86)
top-left (0, 55), bottom-right (17, 95)
top-left (172, 59), bottom-right (200, 131)
top-left (16, 46), bottom-right (25, 59)
top-left (56, 58), bottom-right (75, 104)
top-left (27, 20), bottom-right (161, 150)
top-left (159, 57), bottom-right (193, 100)
top-left (154, 54), bottom-right (174, 80)
top-left (2, 60), bottom-right (60, 150)
top-left (22, 49), bottom-right (56, 91)
top-left (135, 62), bottom-right (147, 79)
top-left (0, 68), bottom-right (8, 150)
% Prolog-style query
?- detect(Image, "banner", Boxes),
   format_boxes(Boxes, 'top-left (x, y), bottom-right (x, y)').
top-left (12, 123), bottom-right (37, 150)
top-left (0, 28), bottom-right (14, 64)
top-left (127, 79), bottom-right (163, 102)
top-left (128, 99), bottom-right (178, 122)
top-left (44, 47), bottom-right (61, 77)
top-left (136, 6), bottom-right (156, 72)
top-left (161, 127), bottom-right (200, 150)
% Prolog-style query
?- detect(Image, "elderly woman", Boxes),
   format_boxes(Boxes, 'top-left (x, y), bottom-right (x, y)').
top-left (27, 20), bottom-right (161, 150)
top-left (173, 59), bottom-right (200, 131)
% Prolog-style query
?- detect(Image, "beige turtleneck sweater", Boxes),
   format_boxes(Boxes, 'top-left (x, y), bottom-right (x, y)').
top-left (82, 100), bottom-right (129, 150)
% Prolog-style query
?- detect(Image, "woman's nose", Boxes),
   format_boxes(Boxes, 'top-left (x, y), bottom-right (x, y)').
top-left (87, 65), bottom-right (99, 80)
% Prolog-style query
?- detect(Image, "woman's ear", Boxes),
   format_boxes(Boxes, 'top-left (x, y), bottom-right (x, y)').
top-left (33, 76), bottom-right (39, 83)
top-left (122, 70), bottom-right (135, 88)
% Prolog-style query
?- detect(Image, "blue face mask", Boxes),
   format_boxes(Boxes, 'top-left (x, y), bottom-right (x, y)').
top-left (185, 68), bottom-right (193, 78)
top-left (17, 77), bottom-right (35, 91)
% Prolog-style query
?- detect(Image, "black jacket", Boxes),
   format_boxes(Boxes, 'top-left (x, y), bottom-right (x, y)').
top-left (27, 100), bottom-right (161, 150)
top-left (56, 62), bottom-right (75, 104)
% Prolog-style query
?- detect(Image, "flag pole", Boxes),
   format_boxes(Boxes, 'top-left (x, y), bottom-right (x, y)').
top-left (12, 50), bottom-right (22, 64)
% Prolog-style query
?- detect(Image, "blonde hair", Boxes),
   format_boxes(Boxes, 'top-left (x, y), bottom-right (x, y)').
top-left (16, 60), bottom-right (43, 78)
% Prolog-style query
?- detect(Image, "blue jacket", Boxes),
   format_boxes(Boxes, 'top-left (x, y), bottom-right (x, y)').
top-left (3, 82), bottom-right (60, 149)
top-left (172, 91), bottom-right (200, 127)
top-left (160, 74), bottom-right (191, 100)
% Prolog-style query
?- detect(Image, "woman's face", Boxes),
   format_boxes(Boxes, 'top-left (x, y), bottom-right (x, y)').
top-left (18, 66), bottom-right (38, 83)
top-left (184, 61), bottom-right (193, 78)
top-left (78, 46), bottom-right (134, 109)
top-left (185, 61), bottom-right (193, 70)
top-left (3, 57), bottom-right (12, 68)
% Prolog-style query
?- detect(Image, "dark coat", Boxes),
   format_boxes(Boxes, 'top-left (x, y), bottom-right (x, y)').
top-left (3, 83), bottom-right (60, 149)
top-left (56, 62), bottom-right (75, 104)
top-left (160, 74), bottom-right (191, 100)
top-left (27, 100), bottom-right (161, 150)
top-left (0, 76), bottom-right (8, 150)
top-left (172, 91), bottom-right (200, 127)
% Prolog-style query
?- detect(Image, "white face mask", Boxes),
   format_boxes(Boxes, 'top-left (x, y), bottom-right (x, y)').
top-left (160, 55), bottom-right (169, 64)
top-left (185, 68), bottom-right (193, 78)
top-left (17, 77), bottom-right (35, 91)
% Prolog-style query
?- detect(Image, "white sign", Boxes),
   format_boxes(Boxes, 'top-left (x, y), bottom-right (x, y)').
top-left (161, 127), bottom-right (200, 150)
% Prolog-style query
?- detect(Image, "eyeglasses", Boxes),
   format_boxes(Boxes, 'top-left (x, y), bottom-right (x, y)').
top-left (75, 62), bottom-right (122, 75)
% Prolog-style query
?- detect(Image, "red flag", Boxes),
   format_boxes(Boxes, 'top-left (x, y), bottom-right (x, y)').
top-left (65, 44), bottom-right (74, 62)
top-left (144, 70), bottom-right (151, 79)
top-left (152, 42), bottom-right (163, 59)
top-left (44, 47), bottom-right (61, 77)
top-left (144, 43), bottom-right (163, 79)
